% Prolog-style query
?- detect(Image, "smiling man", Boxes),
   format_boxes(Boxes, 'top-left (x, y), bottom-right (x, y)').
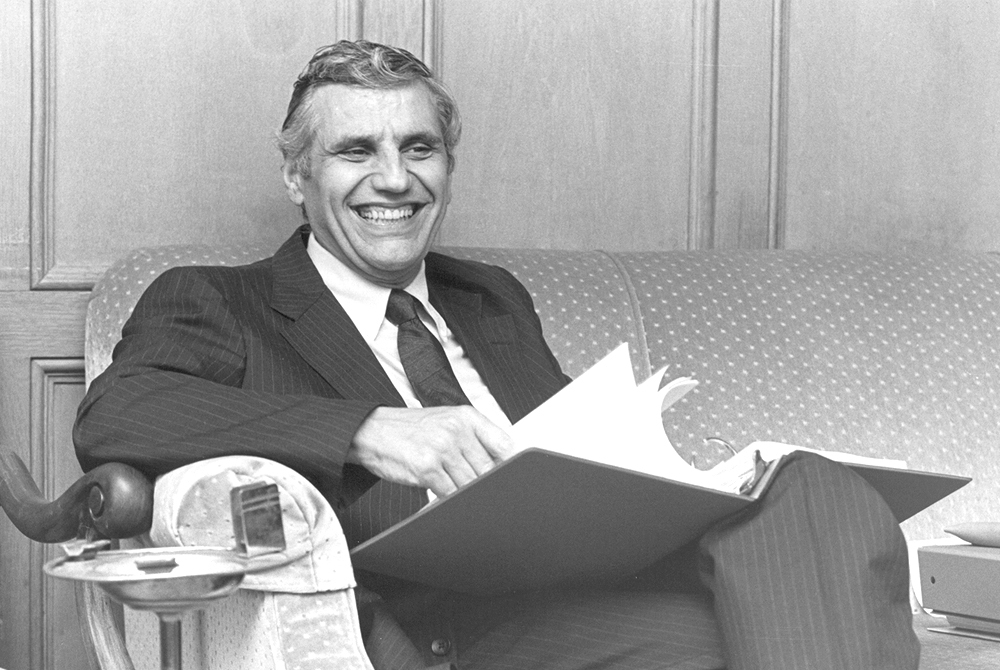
top-left (280, 66), bottom-right (520, 499)
top-left (75, 41), bottom-right (919, 670)
top-left (285, 82), bottom-right (452, 289)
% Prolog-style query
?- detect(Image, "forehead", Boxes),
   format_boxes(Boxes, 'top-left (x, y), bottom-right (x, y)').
top-left (309, 82), bottom-right (443, 143)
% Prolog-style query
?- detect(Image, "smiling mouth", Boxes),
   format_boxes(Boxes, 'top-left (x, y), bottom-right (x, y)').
top-left (354, 205), bottom-right (420, 222)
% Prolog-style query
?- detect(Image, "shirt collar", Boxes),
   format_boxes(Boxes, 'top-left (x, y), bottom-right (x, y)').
top-left (306, 233), bottom-right (433, 343)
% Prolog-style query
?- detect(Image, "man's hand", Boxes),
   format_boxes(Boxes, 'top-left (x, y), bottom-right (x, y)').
top-left (347, 406), bottom-right (516, 497)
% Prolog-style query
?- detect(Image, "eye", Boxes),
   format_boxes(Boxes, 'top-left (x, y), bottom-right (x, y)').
top-left (404, 143), bottom-right (436, 160)
top-left (338, 147), bottom-right (371, 162)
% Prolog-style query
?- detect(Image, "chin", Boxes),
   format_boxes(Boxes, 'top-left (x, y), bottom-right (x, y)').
top-left (367, 240), bottom-right (430, 266)
top-left (361, 254), bottom-right (424, 285)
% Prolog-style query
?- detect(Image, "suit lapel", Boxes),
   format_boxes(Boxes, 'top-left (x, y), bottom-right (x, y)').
top-left (429, 277), bottom-right (542, 423)
top-left (268, 228), bottom-right (404, 407)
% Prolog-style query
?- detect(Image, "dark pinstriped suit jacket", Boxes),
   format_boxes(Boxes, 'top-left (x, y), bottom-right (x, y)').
top-left (74, 225), bottom-right (570, 548)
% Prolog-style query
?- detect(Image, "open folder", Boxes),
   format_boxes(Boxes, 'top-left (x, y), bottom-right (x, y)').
top-left (350, 345), bottom-right (971, 595)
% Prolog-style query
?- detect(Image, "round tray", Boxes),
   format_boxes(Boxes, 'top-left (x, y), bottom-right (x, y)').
top-left (45, 546), bottom-right (247, 614)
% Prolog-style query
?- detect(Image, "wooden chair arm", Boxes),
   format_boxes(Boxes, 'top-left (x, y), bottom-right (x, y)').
top-left (0, 451), bottom-right (154, 542)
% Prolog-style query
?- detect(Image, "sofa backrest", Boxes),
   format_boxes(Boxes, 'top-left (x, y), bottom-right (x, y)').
top-left (87, 244), bottom-right (1000, 541)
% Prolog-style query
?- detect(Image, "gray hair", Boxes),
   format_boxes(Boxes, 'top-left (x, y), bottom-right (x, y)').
top-left (277, 40), bottom-right (462, 177)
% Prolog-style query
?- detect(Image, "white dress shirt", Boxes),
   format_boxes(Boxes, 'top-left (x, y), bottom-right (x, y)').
top-left (306, 234), bottom-right (513, 431)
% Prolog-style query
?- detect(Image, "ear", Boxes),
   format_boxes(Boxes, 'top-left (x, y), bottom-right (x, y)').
top-left (282, 162), bottom-right (306, 206)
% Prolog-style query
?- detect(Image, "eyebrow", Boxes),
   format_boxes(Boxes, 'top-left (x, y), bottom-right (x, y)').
top-left (401, 132), bottom-right (444, 148)
top-left (321, 135), bottom-right (375, 154)
top-left (322, 131), bottom-right (444, 155)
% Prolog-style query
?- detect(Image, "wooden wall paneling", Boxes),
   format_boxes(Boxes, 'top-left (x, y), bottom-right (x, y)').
top-left (0, 293), bottom-right (88, 670)
top-left (362, 0), bottom-right (433, 66)
top-left (711, 0), bottom-right (783, 250)
top-left (436, 0), bottom-right (694, 252)
top-left (366, 0), bottom-right (783, 253)
top-left (32, 0), bottom-right (362, 291)
top-left (765, 0), bottom-right (790, 250)
top-left (30, 0), bottom-right (62, 288)
top-left (31, 360), bottom-right (88, 670)
top-left (0, 0), bottom-right (32, 289)
top-left (782, 0), bottom-right (1000, 251)
top-left (340, 0), bottom-right (364, 42)
top-left (0, 345), bottom-right (34, 670)
top-left (368, 0), bottom-right (782, 252)
top-left (422, 0), bottom-right (444, 77)
top-left (687, 0), bottom-right (719, 250)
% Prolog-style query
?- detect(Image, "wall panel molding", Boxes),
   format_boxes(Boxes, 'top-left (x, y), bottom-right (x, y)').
top-left (422, 0), bottom-right (444, 76)
top-left (29, 0), bottom-right (96, 289)
top-left (687, 0), bottom-right (720, 250)
top-left (29, 358), bottom-right (87, 670)
top-left (29, 0), bottom-right (147, 290)
top-left (339, 0), bottom-right (363, 41)
top-left (360, 0), bottom-right (438, 65)
top-left (28, 0), bottom-right (66, 290)
top-left (766, 0), bottom-right (790, 249)
top-left (29, 0), bottom-right (357, 291)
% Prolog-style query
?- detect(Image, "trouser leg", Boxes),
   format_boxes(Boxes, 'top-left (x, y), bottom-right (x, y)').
top-left (697, 451), bottom-right (919, 670)
top-left (358, 586), bottom-right (430, 670)
top-left (454, 589), bottom-right (725, 670)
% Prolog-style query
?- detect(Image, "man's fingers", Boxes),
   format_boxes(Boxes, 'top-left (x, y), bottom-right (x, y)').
top-left (474, 418), bottom-right (517, 463)
top-left (461, 439), bottom-right (501, 476)
top-left (441, 452), bottom-right (480, 488)
top-left (433, 448), bottom-right (498, 498)
top-left (349, 405), bottom-right (514, 494)
top-left (426, 470), bottom-right (459, 498)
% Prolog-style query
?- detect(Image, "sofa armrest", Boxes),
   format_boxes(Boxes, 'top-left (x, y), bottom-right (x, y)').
top-left (149, 455), bottom-right (356, 593)
top-left (0, 450), bottom-right (153, 542)
top-left (115, 457), bottom-right (374, 670)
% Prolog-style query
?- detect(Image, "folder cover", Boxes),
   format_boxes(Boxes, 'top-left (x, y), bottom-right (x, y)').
top-left (350, 448), bottom-right (970, 595)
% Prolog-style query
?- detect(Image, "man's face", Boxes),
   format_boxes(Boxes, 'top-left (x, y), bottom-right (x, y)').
top-left (285, 83), bottom-right (453, 288)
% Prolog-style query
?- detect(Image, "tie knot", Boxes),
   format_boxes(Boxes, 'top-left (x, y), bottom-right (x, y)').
top-left (386, 289), bottom-right (420, 326)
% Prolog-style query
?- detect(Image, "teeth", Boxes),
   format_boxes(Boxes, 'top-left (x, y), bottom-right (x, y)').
top-left (356, 206), bottom-right (415, 221)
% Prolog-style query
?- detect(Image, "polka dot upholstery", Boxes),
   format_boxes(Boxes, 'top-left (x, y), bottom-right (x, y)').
top-left (88, 245), bottom-right (1000, 545)
top-left (611, 251), bottom-right (1000, 542)
top-left (86, 244), bottom-right (272, 387)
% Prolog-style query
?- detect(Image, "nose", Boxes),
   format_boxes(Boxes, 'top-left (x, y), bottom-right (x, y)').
top-left (371, 150), bottom-right (411, 192)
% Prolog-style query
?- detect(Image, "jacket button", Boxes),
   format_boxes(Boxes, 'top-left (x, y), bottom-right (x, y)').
top-left (430, 638), bottom-right (452, 656)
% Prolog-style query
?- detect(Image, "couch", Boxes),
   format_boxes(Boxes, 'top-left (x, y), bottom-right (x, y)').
top-left (58, 244), bottom-right (1000, 667)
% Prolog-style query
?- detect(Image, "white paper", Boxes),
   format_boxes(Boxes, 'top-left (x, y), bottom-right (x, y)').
top-left (745, 441), bottom-right (908, 470)
top-left (509, 344), bottom-right (711, 485)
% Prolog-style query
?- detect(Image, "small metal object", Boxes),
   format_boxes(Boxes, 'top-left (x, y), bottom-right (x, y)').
top-left (45, 546), bottom-right (248, 670)
top-left (46, 547), bottom-right (247, 614)
top-left (60, 538), bottom-right (111, 561)
top-left (44, 480), bottom-right (287, 670)
top-left (704, 436), bottom-right (739, 455)
top-left (231, 482), bottom-right (286, 557)
top-left (136, 557), bottom-right (180, 574)
top-left (738, 450), bottom-right (768, 495)
top-left (430, 638), bottom-right (452, 656)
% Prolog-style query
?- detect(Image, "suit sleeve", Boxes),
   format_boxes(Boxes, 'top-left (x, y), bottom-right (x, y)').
top-left (73, 267), bottom-right (378, 504)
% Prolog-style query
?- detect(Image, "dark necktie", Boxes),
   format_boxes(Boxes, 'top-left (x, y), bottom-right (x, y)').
top-left (345, 289), bottom-right (468, 541)
top-left (385, 288), bottom-right (471, 407)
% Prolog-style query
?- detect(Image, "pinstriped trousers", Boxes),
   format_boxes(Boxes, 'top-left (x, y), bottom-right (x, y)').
top-left (370, 452), bottom-right (918, 670)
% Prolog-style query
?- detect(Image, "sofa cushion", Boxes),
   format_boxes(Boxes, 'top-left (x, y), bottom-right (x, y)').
top-left (611, 251), bottom-right (1000, 542)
